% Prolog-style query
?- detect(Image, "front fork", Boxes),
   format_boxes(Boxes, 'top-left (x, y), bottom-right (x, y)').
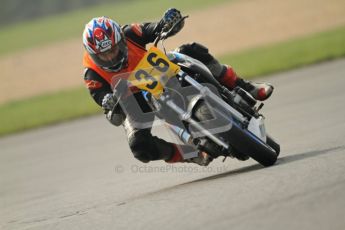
top-left (152, 70), bottom-right (247, 157)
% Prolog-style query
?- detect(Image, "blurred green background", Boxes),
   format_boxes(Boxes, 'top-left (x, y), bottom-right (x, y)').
top-left (1, 0), bottom-right (129, 27)
top-left (0, 0), bottom-right (229, 55)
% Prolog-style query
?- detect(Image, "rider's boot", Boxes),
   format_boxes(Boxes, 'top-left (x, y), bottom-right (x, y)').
top-left (185, 151), bottom-right (213, 166)
top-left (219, 65), bottom-right (274, 101)
top-left (166, 145), bottom-right (212, 166)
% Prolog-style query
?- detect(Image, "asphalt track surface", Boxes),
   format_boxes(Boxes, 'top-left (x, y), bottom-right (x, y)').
top-left (1, 59), bottom-right (345, 230)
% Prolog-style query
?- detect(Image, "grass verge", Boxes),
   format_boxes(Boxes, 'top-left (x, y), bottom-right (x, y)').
top-left (0, 88), bottom-right (100, 136)
top-left (1, 26), bottom-right (345, 137)
top-left (219, 26), bottom-right (345, 78)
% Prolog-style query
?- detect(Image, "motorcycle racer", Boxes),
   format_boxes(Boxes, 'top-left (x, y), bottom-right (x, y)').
top-left (82, 8), bottom-right (274, 166)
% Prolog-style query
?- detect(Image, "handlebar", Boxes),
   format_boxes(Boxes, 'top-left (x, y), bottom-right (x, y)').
top-left (154, 15), bottom-right (189, 47)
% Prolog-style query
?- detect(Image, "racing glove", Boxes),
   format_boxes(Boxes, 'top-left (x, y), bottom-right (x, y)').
top-left (162, 8), bottom-right (184, 35)
top-left (102, 93), bottom-right (125, 126)
top-left (102, 93), bottom-right (117, 112)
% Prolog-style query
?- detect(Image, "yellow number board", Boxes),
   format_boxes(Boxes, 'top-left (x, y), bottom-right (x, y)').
top-left (128, 47), bottom-right (180, 98)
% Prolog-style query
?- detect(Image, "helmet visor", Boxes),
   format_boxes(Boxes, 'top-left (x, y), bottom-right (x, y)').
top-left (90, 38), bottom-right (127, 70)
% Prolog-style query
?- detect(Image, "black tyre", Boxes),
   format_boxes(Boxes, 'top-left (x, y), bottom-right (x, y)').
top-left (193, 101), bottom-right (278, 167)
top-left (225, 122), bottom-right (278, 166)
top-left (266, 134), bottom-right (280, 157)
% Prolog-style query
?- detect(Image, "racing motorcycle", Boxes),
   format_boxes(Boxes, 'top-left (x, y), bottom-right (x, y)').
top-left (112, 16), bottom-right (280, 167)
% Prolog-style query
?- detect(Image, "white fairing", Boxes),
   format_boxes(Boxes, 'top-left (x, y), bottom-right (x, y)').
top-left (248, 116), bottom-right (267, 142)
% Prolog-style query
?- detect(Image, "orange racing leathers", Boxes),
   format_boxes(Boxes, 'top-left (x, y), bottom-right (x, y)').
top-left (83, 21), bottom-right (197, 163)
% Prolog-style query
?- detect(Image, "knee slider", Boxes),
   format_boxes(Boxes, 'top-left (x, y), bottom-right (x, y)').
top-left (190, 42), bottom-right (209, 54)
top-left (176, 42), bottom-right (208, 53)
top-left (128, 131), bottom-right (158, 163)
top-left (128, 138), bottom-right (150, 163)
top-left (176, 42), bottom-right (213, 64)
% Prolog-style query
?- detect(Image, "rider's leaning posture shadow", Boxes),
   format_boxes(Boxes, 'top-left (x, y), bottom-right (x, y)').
top-left (188, 145), bottom-right (345, 184)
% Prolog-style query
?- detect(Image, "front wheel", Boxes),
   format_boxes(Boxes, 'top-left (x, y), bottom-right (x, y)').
top-left (266, 134), bottom-right (280, 157)
top-left (193, 101), bottom-right (278, 167)
top-left (225, 121), bottom-right (278, 166)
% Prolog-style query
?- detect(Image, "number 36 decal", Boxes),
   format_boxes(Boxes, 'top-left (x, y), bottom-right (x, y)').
top-left (134, 53), bottom-right (170, 89)
top-left (130, 47), bottom-right (180, 96)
